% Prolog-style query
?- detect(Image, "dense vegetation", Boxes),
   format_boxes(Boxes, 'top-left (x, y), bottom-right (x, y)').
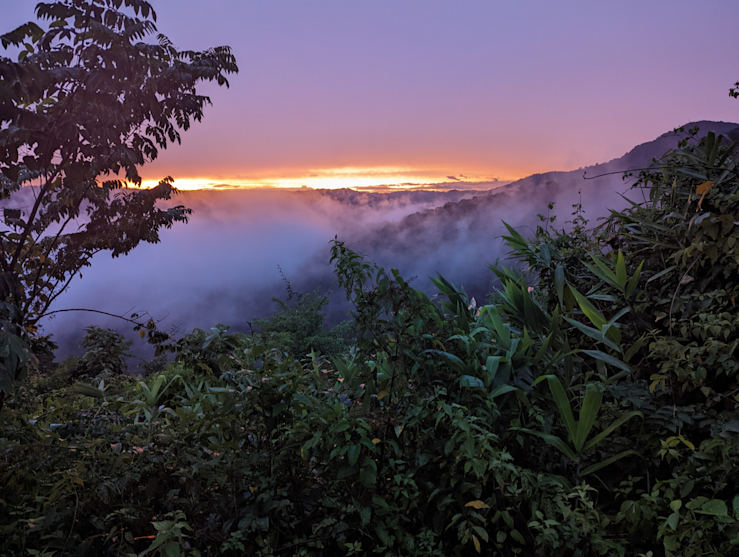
top-left (1, 126), bottom-right (737, 556)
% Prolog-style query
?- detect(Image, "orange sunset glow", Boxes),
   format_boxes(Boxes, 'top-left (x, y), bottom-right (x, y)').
top-left (138, 167), bottom-right (516, 192)
top-left (7, 1), bottom-right (738, 195)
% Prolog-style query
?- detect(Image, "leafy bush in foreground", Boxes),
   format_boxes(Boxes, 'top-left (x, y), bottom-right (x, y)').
top-left (253, 288), bottom-right (354, 359)
top-left (1, 128), bottom-right (738, 556)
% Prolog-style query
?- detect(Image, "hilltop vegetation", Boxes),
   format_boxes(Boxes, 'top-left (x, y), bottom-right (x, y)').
top-left (1, 126), bottom-right (738, 556)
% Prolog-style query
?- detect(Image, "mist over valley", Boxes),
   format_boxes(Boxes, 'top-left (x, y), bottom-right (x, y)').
top-left (42, 121), bottom-right (739, 363)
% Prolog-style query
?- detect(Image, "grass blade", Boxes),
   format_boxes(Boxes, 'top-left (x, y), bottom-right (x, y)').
top-left (546, 375), bottom-right (578, 445)
top-left (583, 411), bottom-right (643, 451)
top-left (513, 427), bottom-right (578, 462)
top-left (574, 384), bottom-right (602, 452)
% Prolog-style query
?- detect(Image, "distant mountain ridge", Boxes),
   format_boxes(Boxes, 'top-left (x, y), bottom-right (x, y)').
top-left (345, 120), bottom-right (739, 295)
top-left (478, 120), bottom-right (739, 206)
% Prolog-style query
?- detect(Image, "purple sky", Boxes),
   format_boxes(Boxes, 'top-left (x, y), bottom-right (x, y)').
top-left (4, 0), bottom-right (739, 188)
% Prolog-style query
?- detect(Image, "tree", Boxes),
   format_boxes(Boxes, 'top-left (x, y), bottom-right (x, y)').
top-left (0, 0), bottom-right (238, 395)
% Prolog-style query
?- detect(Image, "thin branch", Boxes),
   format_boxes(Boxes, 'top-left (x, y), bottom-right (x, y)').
top-left (0, 238), bottom-right (11, 274)
top-left (584, 162), bottom-right (739, 182)
top-left (583, 168), bottom-right (653, 180)
top-left (30, 248), bottom-right (102, 321)
top-left (23, 183), bottom-right (96, 314)
top-left (9, 169), bottom-right (62, 270)
top-left (42, 307), bottom-right (152, 327)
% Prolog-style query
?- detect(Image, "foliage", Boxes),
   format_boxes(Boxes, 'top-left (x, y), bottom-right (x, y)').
top-left (78, 326), bottom-right (133, 379)
top-left (28, 333), bottom-right (59, 374)
top-left (0, 0), bottom-right (237, 388)
top-left (253, 287), bottom-right (354, 359)
top-left (0, 294), bottom-right (37, 394)
top-left (1, 126), bottom-right (739, 556)
top-left (152, 325), bottom-right (248, 377)
top-left (27, 355), bottom-right (80, 394)
top-left (139, 354), bottom-right (169, 378)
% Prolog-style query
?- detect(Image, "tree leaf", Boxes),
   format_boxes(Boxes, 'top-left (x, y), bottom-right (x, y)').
top-left (69, 383), bottom-right (105, 398)
top-left (585, 257), bottom-right (618, 288)
top-left (615, 250), bottom-right (627, 288)
top-left (646, 265), bottom-right (676, 284)
top-left (580, 349), bottom-right (630, 372)
top-left (546, 375), bottom-right (577, 443)
top-left (564, 318), bottom-right (622, 352)
top-left (555, 264), bottom-right (565, 307)
top-left (347, 444), bottom-right (361, 466)
top-left (625, 260), bottom-right (644, 299)
top-left (513, 427), bottom-right (578, 462)
top-left (485, 356), bottom-right (501, 384)
top-left (510, 529), bottom-right (526, 544)
top-left (460, 375), bottom-right (484, 389)
top-left (696, 179), bottom-right (713, 194)
top-left (583, 411), bottom-right (643, 451)
top-left (471, 525), bottom-right (489, 542)
top-left (695, 499), bottom-right (728, 517)
top-left (490, 384), bottom-right (518, 399)
top-left (688, 212), bottom-right (711, 230)
top-left (579, 449), bottom-right (642, 476)
top-left (569, 287), bottom-right (608, 328)
top-left (574, 384), bottom-right (603, 452)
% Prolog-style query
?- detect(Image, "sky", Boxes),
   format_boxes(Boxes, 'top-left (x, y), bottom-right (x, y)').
top-left (3, 0), bottom-right (739, 189)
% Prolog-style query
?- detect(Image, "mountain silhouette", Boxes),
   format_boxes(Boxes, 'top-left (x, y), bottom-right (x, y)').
top-left (342, 121), bottom-right (739, 297)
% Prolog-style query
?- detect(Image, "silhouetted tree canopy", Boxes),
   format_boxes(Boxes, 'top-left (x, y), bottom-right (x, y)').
top-left (0, 0), bottom-right (238, 393)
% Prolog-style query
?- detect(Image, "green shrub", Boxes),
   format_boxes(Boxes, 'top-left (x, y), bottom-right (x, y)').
top-left (254, 288), bottom-right (355, 359)
top-left (27, 356), bottom-right (81, 394)
top-left (77, 326), bottom-right (133, 380)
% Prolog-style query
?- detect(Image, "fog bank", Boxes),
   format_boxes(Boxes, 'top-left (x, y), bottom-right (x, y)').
top-left (38, 121), bottom-right (738, 363)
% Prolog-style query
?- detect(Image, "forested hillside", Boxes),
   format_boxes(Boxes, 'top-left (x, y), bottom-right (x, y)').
top-left (351, 121), bottom-right (739, 295)
top-left (2, 126), bottom-right (738, 556)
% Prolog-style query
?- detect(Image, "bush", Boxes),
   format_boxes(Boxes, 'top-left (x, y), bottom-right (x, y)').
top-left (77, 326), bottom-right (133, 380)
top-left (254, 288), bottom-right (354, 358)
top-left (27, 356), bottom-right (81, 394)
top-left (139, 355), bottom-right (169, 378)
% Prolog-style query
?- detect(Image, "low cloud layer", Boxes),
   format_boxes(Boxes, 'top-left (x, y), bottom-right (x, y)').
top-left (40, 187), bottom-right (483, 359)
top-left (38, 121), bottom-right (738, 363)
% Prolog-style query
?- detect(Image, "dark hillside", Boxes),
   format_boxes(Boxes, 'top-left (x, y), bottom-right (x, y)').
top-left (5, 125), bottom-right (739, 556)
top-left (347, 121), bottom-right (739, 296)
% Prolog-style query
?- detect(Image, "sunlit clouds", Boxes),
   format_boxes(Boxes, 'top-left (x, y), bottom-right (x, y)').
top-left (138, 167), bottom-right (514, 192)
top-left (5, 1), bottom-right (739, 186)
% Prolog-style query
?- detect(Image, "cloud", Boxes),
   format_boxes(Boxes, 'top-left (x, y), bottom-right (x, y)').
top-left (39, 187), bottom-right (481, 359)
top-left (35, 121), bottom-right (738, 365)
